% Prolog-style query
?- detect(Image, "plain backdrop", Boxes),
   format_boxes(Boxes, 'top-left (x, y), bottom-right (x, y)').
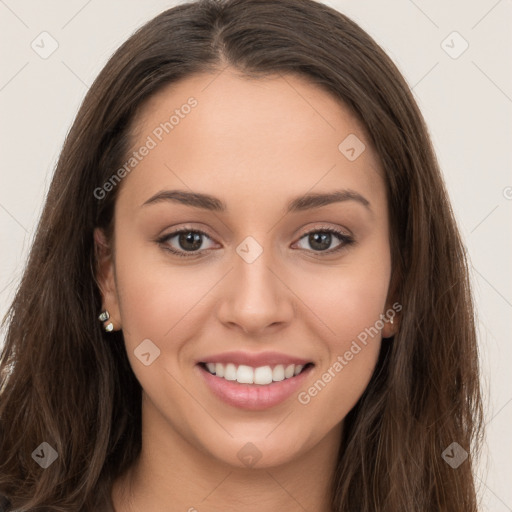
top-left (0, 0), bottom-right (511, 510)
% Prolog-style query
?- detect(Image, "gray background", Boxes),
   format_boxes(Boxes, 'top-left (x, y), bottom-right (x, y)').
top-left (0, 0), bottom-right (511, 509)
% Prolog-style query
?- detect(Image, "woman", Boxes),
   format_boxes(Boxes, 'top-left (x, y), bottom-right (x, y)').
top-left (0, 0), bottom-right (484, 510)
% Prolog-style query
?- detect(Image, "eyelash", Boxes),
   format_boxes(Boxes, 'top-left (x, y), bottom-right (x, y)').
top-left (156, 225), bottom-right (355, 258)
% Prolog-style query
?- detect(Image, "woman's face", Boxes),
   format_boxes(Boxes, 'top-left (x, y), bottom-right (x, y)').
top-left (96, 68), bottom-right (395, 469)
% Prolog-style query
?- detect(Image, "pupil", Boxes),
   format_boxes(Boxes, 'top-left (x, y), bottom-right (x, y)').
top-left (179, 232), bottom-right (202, 251)
top-left (310, 232), bottom-right (331, 251)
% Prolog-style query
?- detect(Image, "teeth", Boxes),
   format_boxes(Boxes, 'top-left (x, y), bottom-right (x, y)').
top-left (272, 365), bottom-right (285, 382)
top-left (284, 364), bottom-right (295, 379)
top-left (224, 363), bottom-right (237, 381)
top-left (237, 365), bottom-right (254, 384)
top-left (203, 362), bottom-right (308, 384)
top-left (254, 366), bottom-right (273, 385)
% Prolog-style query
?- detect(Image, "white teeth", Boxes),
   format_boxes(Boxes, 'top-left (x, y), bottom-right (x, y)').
top-left (224, 363), bottom-right (237, 381)
top-left (203, 362), bottom-right (308, 384)
top-left (272, 365), bottom-right (285, 382)
top-left (254, 366), bottom-right (273, 385)
top-left (236, 365), bottom-right (254, 384)
top-left (284, 364), bottom-right (295, 379)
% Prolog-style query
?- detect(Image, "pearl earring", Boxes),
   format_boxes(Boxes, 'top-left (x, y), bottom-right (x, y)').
top-left (98, 310), bottom-right (114, 332)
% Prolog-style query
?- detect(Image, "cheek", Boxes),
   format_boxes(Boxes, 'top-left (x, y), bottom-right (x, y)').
top-left (112, 232), bottom-right (209, 357)
top-left (289, 244), bottom-right (390, 418)
top-left (294, 245), bottom-right (391, 352)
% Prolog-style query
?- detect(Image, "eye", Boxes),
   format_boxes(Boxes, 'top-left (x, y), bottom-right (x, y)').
top-left (294, 226), bottom-right (354, 255)
top-left (156, 225), bottom-right (355, 258)
top-left (156, 228), bottom-right (216, 258)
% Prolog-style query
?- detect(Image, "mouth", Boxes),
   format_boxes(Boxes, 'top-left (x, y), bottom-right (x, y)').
top-left (198, 361), bottom-right (314, 385)
top-left (196, 361), bottom-right (315, 410)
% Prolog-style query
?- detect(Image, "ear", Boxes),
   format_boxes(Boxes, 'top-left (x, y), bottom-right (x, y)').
top-left (381, 266), bottom-right (402, 339)
top-left (381, 305), bottom-right (400, 339)
top-left (94, 227), bottom-right (121, 330)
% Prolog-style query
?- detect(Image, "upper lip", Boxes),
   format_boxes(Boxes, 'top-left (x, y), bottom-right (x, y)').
top-left (197, 350), bottom-right (313, 367)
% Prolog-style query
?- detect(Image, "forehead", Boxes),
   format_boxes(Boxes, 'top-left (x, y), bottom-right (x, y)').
top-left (117, 69), bottom-right (385, 215)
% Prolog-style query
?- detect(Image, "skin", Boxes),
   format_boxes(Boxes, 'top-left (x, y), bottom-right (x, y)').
top-left (95, 67), bottom-right (397, 512)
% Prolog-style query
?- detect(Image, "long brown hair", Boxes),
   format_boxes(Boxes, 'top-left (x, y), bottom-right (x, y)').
top-left (0, 0), bottom-right (484, 510)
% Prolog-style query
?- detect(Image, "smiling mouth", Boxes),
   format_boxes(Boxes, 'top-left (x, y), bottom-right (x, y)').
top-left (198, 361), bottom-right (314, 386)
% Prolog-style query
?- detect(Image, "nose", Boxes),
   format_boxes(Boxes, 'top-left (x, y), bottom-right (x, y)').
top-left (216, 239), bottom-right (295, 335)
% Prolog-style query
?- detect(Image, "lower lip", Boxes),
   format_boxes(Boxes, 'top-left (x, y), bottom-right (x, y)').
top-left (196, 364), bottom-right (314, 411)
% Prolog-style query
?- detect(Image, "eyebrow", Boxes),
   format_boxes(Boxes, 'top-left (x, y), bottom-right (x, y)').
top-left (142, 188), bottom-right (371, 213)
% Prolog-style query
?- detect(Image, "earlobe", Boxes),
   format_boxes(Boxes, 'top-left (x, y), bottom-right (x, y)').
top-left (381, 317), bottom-right (396, 339)
top-left (381, 310), bottom-right (399, 339)
top-left (383, 266), bottom-right (402, 339)
top-left (93, 227), bottom-right (121, 330)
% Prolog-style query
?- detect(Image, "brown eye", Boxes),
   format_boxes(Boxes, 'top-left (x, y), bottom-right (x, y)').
top-left (175, 231), bottom-right (204, 251)
top-left (295, 228), bottom-right (354, 254)
top-left (157, 229), bottom-right (216, 257)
